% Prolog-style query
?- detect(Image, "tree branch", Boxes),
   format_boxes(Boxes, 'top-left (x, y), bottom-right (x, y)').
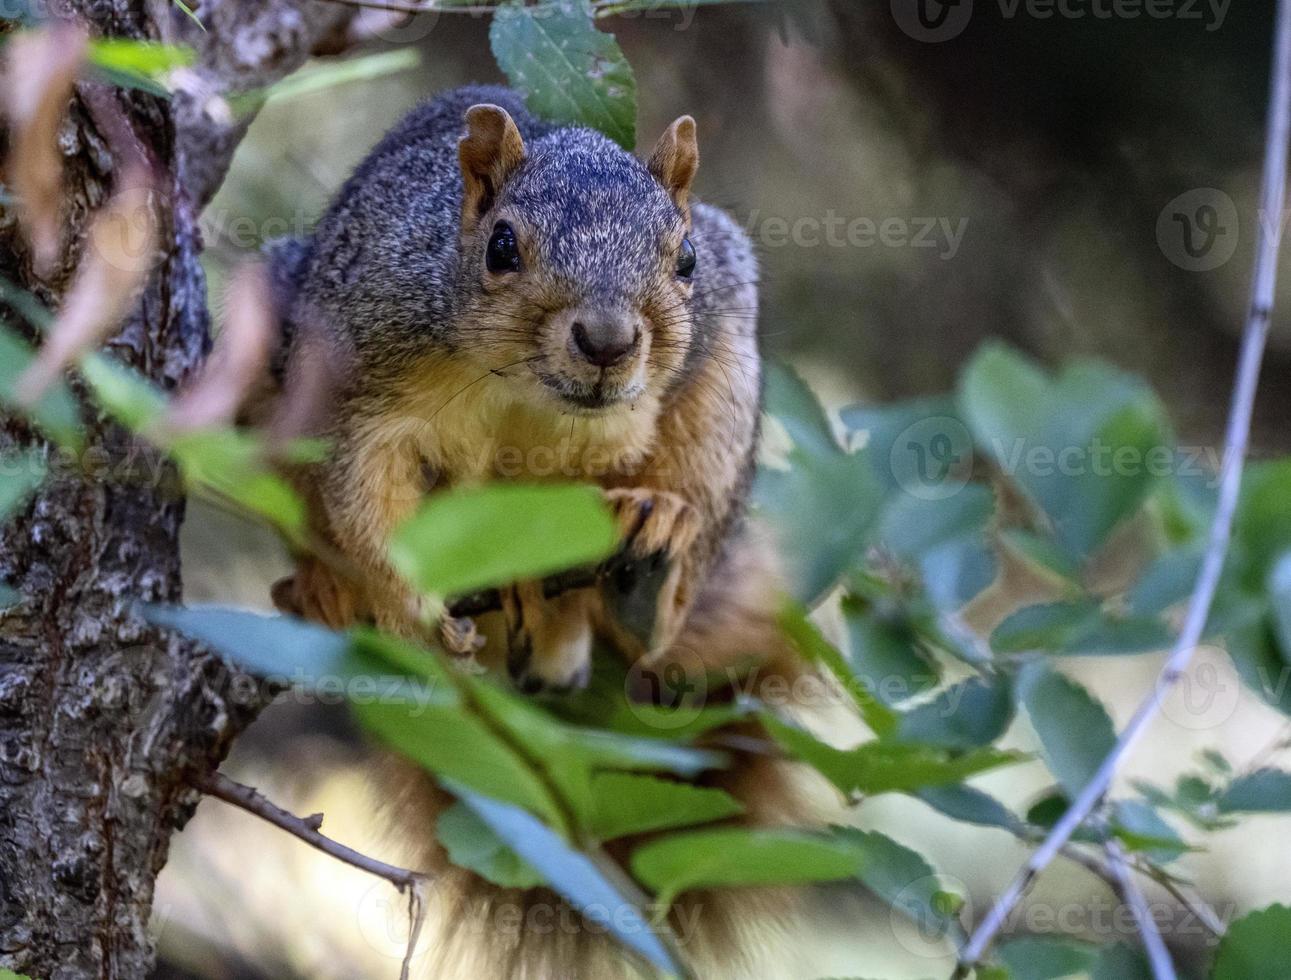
top-left (1104, 840), bottom-right (1177, 980)
top-left (191, 770), bottom-right (429, 980)
top-left (961, 0), bottom-right (1291, 964)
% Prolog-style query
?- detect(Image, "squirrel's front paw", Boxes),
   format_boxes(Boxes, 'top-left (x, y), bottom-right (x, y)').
top-left (502, 583), bottom-right (594, 695)
top-left (272, 559), bottom-right (362, 629)
top-left (606, 487), bottom-right (700, 560)
top-left (602, 488), bottom-right (699, 658)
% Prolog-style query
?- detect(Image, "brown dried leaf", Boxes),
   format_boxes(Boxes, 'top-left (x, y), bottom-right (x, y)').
top-left (165, 263), bottom-right (277, 432)
top-left (2, 24), bottom-right (89, 276)
top-left (15, 169), bottom-right (158, 406)
top-left (267, 306), bottom-right (348, 446)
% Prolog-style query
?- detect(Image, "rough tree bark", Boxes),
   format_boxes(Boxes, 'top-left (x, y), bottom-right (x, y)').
top-left (0, 2), bottom-right (350, 976)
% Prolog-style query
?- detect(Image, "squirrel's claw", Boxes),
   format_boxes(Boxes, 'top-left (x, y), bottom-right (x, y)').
top-left (502, 583), bottom-right (595, 695)
top-left (606, 487), bottom-right (699, 559)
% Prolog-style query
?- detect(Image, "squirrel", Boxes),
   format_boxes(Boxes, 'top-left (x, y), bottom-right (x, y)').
top-left (261, 86), bottom-right (828, 977)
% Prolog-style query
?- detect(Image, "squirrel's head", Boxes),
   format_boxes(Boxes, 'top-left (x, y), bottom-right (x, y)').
top-left (454, 103), bottom-right (700, 414)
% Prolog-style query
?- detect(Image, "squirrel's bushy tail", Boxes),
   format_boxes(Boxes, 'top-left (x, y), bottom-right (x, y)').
top-left (378, 530), bottom-right (839, 979)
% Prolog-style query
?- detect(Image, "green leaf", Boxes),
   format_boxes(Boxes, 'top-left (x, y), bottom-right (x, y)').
top-left (0, 322), bottom-right (82, 448)
top-left (991, 601), bottom-right (1170, 656)
top-left (999, 529), bottom-right (1082, 589)
top-left (894, 675), bottom-right (1015, 750)
top-left (996, 936), bottom-right (1099, 980)
top-left (840, 395), bottom-right (970, 500)
top-left (456, 788), bottom-right (680, 975)
top-left (757, 363), bottom-right (883, 604)
top-left (630, 827), bottom-right (864, 910)
top-left (390, 482), bottom-right (617, 598)
top-left (841, 597), bottom-right (939, 707)
top-left (1128, 545), bottom-right (1203, 617)
top-left (1234, 460), bottom-right (1291, 589)
top-left (1091, 944), bottom-right (1151, 980)
top-left (80, 352), bottom-right (168, 431)
top-left (0, 449), bottom-right (46, 522)
top-left (466, 679), bottom-right (727, 833)
top-left (145, 607), bottom-right (453, 697)
top-left (359, 699), bottom-right (566, 831)
top-left (764, 715), bottom-right (1026, 797)
top-left (915, 784), bottom-right (1021, 831)
top-left (831, 827), bottom-right (962, 939)
top-left (1109, 800), bottom-right (1190, 864)
top-left (1218, 768), bottom-right (1291, 813)
top-left (1267, 552), bottom-right (1291, 661)
top-left (958, 345), bottom-right (1170, 559)
top-left (780, 604), bottom-right (899, 736)
top-left (588, 773), bottom-right (743, 840)
top-left (236, 50), bottom-right (421, 113)
top-left (490, 0), bottom-right (637, 150)
top-left (437, 800), bottom-right (543, 888)
top-left (171, 428), bottom-right (310, 539)
top-left (1211, 904), bottom-right (1291, 980)
top-left (1015, 661), bottom-right (1116, 798)
top-left (89, 38), bottom-right (193, 75)
top-left (877, 484), bottom-right (993, 560)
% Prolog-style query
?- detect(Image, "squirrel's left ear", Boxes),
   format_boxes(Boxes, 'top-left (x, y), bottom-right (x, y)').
top-left (648, 115), bottom-right (699, 221)
top-left (459, 104), bottom-right (526, 228)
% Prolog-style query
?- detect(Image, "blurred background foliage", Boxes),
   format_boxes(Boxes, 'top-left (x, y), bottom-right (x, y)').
top-left (164, 0), bottom-right (1291, 977)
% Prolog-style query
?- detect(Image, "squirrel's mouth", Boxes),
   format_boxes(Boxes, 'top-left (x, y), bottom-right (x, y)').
top-left (531, 368), bottom-right (637, 413)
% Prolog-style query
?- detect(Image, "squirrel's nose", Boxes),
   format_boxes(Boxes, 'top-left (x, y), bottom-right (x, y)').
top-left (571, 318), bottom-right (640, 368)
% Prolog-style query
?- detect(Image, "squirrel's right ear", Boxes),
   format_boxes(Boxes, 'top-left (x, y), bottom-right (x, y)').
top-left (648, 115), bottom-right (699, 221)
top-left (459, 104), bottom-right (526, 226)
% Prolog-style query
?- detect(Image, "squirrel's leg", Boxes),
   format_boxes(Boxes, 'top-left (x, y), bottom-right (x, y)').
top-left (600, 487), bottom-right (702, 658)
top-left (271, 556), bottom-right (365, 629)
top-left (501, 581), bottom-right (596, 693)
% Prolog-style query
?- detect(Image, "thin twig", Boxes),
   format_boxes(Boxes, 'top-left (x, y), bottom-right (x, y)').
top-left (310, 0), bottom-right (502, 15)
top-left (1132, 858), bottom-right (1227, 938)
top-left (961, 0), bottom-right (1291, 964)
top-left (192, 770), bottom-right (430, 980)
top-left (1104, 840), bottom-right (1177, 980)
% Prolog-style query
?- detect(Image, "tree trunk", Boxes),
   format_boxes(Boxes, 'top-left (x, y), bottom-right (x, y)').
top-left (0, 2), bottom-right (348, 976)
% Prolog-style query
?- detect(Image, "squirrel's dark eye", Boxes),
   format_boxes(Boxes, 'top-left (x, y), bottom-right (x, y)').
top-left (675, 237), bottom-right (696, 280)
top-left (486, 221), bottom-right (521, 273)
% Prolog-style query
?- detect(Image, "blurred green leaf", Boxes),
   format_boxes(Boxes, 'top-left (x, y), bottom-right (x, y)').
top-left (456, 788), bottom-right (680, 975)
top-left (841, 598), bottom-right (939, 708)
top-left (238, 50), bottom-right (422, 113)
top-left (1016, 661), bottom-right (1116, 798)
top-left (995, 936), bottom-right (1099, 980)
top-left (1211, 904), bottom-right (1291, 980)
top-left (991, 601), bottom-right (1170, 656)
top-left (1109, 799), bottom-right (1190, 864)
top-left (832, 826), bottom-right (962, 940)
top-left (764, 715), bottom-right (1027, 797)
top-left (87, 39), bottom-right (194, 96)
top-left (437, 800), bottom-right (542, 888)
top-left (780, 603), bottom-right (898, 735)
top-left (390, 483), bottom-right (617, 598)
top-left (80, 353), bottom-right (168, 431)
top-left (630, 827), bottom-right (863, 910)
top-left (0, 449), bottom-right (46, 522)
top-left (589, 773), bottom-right (742, 840)
top-left (0, 323), bottom-right (82, 448)
top-left (490, 0), bottom-right (637, 150)
top-left (1218, 769), bottom-right (1291, 814)
top-left (894, 675), bottom-right (1014, 750)
top-left (1128, 545), bottom-right (1204, 617)
top-left (359, 699), bottom-right (567, 831)
top-left (171, 429), bottom-right (310, 539)
top-left (145, 607), bottom-right (453, 698)
top-left (1267, 552), bottom-right (1291, 660)
top-left (758, 366), bottom-right (882, 605)
top-left (841, 395), bottom-right (971, 500)
top-left (958, 345), bottom-right (1170, 559)
top-left (1233, 460), bottom-right (1291, 590)
top-left (171, 0), bottom-right (205, 29)
top-left (915, 784), bottom-right (1021, 831)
